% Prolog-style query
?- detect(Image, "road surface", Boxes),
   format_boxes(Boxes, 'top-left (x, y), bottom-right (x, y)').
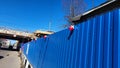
top-left (0, 49), bottom-right (21, 68)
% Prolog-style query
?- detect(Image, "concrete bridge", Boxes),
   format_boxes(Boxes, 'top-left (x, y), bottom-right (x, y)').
top-left (0, 27), bottom-right (32, 43)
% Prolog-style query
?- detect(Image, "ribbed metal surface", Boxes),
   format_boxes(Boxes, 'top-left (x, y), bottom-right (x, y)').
top-left (21, 8), bottom-right (120, 68)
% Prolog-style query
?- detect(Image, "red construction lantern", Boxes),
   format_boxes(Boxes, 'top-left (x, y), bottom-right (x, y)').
top-left (69, 25), bottom-right (74, 31)
top-left (44, 35), bottom-right (47, 38)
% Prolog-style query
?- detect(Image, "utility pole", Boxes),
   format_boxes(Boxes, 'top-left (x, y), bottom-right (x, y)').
top-left (48, 22), bottom-right (51, 31)
top-left (70, 0), bottom-right (74, 17)
top-left (92, 0), bottom-right (94, 8)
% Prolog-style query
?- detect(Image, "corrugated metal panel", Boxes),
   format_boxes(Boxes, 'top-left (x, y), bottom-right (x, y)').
top-left (118, 8), bottom-right (120, 68)
top-left (21, 8), bottom-right (120, 68)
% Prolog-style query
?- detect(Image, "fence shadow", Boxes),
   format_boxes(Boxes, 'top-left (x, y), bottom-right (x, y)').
top-left (0, 56), bottom-right (4, 59)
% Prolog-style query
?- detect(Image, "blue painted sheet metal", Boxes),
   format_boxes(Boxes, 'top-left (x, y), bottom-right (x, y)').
top-left (118, 9), bottom-right (120, 68)
top-left (21, 8), bottom-right (120, 68)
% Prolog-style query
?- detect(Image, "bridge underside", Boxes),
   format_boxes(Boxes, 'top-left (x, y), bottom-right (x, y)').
top-left (0, 33), bottom-right (31, 43)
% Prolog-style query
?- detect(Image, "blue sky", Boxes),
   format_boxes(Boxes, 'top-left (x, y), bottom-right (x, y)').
top-left (0, 0), bottom-right (107, 32)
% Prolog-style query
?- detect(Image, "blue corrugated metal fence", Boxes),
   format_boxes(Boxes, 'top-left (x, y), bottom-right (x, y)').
top-left (21, 8), bottom-right (120, 68)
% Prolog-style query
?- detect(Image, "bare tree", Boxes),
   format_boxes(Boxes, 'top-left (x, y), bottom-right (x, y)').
top-left (62, 0), bottom-right (87, 24)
